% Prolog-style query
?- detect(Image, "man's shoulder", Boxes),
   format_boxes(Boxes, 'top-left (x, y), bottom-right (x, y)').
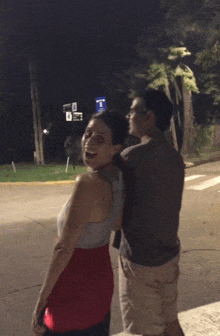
top-left (163, 143), bottom-right (184, 166)
top-left (121, 143), bottom-right (147, 159)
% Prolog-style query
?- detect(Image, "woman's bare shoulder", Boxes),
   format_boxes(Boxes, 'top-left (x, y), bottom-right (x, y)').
top-left (73, 171), bottom-right (112, 222)
top-left (74, 172), bottom-right (108, 190)
top-left (75, 173), bottom-right (92, 183)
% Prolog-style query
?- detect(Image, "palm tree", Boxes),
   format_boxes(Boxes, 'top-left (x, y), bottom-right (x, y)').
top-left (136, 47), bottom-right (199, 156)
top-left (169, 47), bottom-right (199, 156)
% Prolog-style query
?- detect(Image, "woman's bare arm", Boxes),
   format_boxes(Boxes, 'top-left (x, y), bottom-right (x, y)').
top-left (32, 173), bottom-right (94, 317)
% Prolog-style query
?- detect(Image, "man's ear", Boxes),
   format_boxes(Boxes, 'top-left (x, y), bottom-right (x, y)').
top-left (113, 144), bottom-right (122, 154)
top-left (145, 111), bottom-right (155, 126)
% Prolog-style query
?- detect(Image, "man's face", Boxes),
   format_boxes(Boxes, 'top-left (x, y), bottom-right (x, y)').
top-left (127, 97), bottom-right (147, 138)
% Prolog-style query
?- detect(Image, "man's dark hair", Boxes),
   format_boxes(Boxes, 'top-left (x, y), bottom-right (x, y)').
top-left (137, 89), bottom-right (173, 132)
top-left (91, 110), bottom-right (128, 145)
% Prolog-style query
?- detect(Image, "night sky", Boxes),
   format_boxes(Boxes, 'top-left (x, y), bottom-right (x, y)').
top-left (1, 0), bottom-right (163, 162)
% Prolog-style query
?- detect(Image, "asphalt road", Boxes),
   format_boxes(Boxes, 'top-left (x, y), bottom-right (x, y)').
top-left (179, 161), bottom-right (220, 312)
top-left (1, 160), bottom-right (220, 336)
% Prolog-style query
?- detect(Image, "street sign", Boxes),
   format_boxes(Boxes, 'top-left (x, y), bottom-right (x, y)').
top-left (63, 103), bottom-right (72, 113)
top-left (64, 102), bottom-right (83, 121)
top-left (63, 102), bottom-right (77, 113)
top-left (66, 112), bottom-right (72, 121)
top-left (72, 112), bottom-right (83, 121)
top-left (72, 102), bottom-right (77, 112)
top-left (95, 96), bottom-right (106, 113)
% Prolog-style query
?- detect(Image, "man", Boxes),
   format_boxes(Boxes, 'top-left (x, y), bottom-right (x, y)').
top-left (113, 89), bottom-right (185, 336)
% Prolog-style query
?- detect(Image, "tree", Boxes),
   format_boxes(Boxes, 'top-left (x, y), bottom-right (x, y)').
top-left (160, 0), bottom-right (220, 111)
top-left (110, 0), bottom-right (220, 156)
top-left (195, 30), bottom-right (220, 107)
top-left (130, 46), bottom-right (199, 155)
top-left (135, 0), bottom-right (220, 101)
top-left (135, 62), bottom-right (178, 150)
top-left (169, 47), bottom-right (199, 156)
top-left (160, 0), bottom-right (220, 50)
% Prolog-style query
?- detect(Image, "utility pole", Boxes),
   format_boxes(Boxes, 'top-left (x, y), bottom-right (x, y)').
top-left (29, 59), bottom-right (44, 165)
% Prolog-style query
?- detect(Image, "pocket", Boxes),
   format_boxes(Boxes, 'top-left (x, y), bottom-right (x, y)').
top-left (158, 256), bottom-right (179, 284)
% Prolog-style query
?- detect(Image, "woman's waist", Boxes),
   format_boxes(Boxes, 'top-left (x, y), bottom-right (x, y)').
top-left (70, 244), bottom-right (111, 264)
top-left (74, 243), bottom-right (109, 252)
top-left (76, 223), bottom-right (112, 248)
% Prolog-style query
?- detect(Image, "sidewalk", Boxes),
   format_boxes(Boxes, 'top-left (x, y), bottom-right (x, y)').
top-left (113, 301), bottom-right (220, 335)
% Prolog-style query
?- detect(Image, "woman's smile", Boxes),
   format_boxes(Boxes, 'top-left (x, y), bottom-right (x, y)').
top-left (81, 118), bottom-right (119, 171)
top-left (85, 150), bottom-right (97, 160)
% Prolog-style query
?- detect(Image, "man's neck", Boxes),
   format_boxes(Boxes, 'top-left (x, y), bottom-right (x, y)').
top-left (140, 127), bottom-right (164, 144)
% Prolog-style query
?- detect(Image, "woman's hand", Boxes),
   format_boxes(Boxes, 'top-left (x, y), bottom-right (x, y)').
top-left (31, 298), bottom-right (46, 336)
top-left (31, 307), bottom-right (46, 336)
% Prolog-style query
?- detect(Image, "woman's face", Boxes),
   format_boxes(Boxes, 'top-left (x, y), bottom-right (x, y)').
top-left (81, 118), bottom-right (119, 171)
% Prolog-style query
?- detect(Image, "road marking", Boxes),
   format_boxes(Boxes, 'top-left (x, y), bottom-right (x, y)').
top-left (185, 175), bottom-right (205, 181)
top-left (186, 176), bottom-right (220, 190)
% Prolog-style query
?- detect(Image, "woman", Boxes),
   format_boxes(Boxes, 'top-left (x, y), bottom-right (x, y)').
top-left (31, 110), bottom-right (128, 336)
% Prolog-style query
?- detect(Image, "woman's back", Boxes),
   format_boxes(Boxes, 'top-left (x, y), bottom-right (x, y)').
top-left (58, 167), bottom-right (124, 249)
top-left (44, 166), bottom-right (124, 332)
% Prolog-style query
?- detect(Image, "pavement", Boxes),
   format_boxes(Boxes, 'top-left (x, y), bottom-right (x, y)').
top-left (1, 151), bottom-right (220, 336)
top-left (113, 301), bottom-right (220, 336)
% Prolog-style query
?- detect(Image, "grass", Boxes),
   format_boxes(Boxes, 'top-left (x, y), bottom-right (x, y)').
top-left (0, 163), bottom-right (87, 182)
top-left (1, 145), bottom-right (220, 182)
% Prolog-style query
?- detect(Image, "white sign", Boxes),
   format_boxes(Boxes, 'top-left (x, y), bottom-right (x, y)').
top-left (72, 112), bottom-right (83, 121)
top-left (63, 102), bottom-right (77, 113)
top-left (66, 112), bottom-right (72, 121)
top-left (72, 102), bottom-right (77, 112)
top-left (63, 103), bottom-right (72, 113)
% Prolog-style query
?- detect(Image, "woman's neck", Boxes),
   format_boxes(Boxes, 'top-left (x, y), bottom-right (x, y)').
top-left (87, 161), bottom-right (115, 173)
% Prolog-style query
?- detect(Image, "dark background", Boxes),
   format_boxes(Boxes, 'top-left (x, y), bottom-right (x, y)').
top-left (0, 0), bottom-right (164, 163)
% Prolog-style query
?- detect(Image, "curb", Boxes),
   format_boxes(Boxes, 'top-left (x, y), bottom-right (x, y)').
top-left (184, 154), bottom-right (220, 169)
top-left (185, 162), bottom-right (195, 168)
top-left (0, 180), bottom-right (75, 186)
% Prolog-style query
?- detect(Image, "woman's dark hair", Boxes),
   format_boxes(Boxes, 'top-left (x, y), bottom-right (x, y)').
top-left (90, 110), bottom-right (128, 145)
top-left (90, 109), bottom-right (129, 180)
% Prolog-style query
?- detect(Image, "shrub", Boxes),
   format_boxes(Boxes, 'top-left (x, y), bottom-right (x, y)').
top-left (189, 124), bottom-right (213, 156)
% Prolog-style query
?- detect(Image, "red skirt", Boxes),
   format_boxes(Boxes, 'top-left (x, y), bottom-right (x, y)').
top-left (43, 245), bottom-right (114, 333)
